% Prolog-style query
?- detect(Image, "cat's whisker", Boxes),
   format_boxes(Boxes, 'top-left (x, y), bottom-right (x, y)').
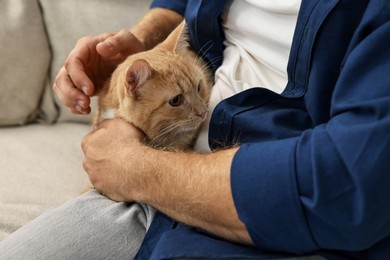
top-left (192, 40), bottom-right (214, 69)
top-left (196, 40), bottom-right (214, 60)
top-left (151, 124), bottom-right (180, 143)
top-left (155, 121), bottom-right (186, 138)
top-left (204, 56), bottom-right (223, 71)
top-left (192, 56), bottom-right (204, 74)
top-left (192, 55), bottom-right (222, 80)
top-left (151, 118), bottom-right (197, 145)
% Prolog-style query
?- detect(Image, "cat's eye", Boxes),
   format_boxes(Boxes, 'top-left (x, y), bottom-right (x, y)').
top-left (197, 83), bottom-right (202, 93)
top-left (169, 94), bottom-right (184, 107)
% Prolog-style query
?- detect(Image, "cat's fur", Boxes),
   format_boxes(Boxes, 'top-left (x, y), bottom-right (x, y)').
top-left (95, 22), bottom-right (212, 150)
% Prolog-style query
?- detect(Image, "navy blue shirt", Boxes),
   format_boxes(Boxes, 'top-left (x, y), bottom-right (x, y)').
top-left (136, 0), bottom-right (390, 259)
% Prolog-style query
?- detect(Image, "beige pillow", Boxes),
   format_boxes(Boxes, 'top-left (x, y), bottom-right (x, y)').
top-left (0, 0), bottom-right (51, 126)
top-left (39, 0), bottom-right (151, 123)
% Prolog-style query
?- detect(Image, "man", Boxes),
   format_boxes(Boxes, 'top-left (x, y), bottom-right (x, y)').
top-left (1, 0), bottom-right (389, 259)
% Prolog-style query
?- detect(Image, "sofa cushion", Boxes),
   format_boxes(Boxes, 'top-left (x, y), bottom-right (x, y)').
top-left (0, 123), bottom-right (91, 240)
top-left (39, 0), bottom-right (152, 123)
top-left (0, 0), bottom-right (51, 126)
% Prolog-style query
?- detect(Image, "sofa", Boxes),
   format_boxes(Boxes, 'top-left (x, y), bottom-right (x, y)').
top-left (0, 0), bottom-right (152, 240)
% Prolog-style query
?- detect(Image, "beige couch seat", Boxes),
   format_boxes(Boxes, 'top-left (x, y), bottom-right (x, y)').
top-left (0, 123), bottom-right (90, 239)
top-left (0, 0), bottom-right (151, 240)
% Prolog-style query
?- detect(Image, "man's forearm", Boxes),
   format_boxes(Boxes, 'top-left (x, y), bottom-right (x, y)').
top-left (131, 8), bottom-right (184, 50)
top-left (129, 146), bottom-right (253, 245)
top-left (81, 97), bottom-right (251, 245)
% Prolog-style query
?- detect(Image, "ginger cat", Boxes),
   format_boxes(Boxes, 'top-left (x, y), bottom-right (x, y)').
top-left (95, 22), bottom-right (212, 150)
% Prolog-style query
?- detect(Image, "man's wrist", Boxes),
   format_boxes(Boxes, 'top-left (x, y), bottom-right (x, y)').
top-left (130, 8), bottom-right (183, 50)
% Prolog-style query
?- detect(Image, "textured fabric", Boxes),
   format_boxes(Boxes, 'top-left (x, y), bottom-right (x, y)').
top-left (0, 123), bottom-right (91, 240)
top-left (218, 0), bottom-right (300, 94)
top-left (0, 190), bottom-right (155, 260)
top-left (194, 0), bottom-right (300, 152)
top-left (226, 0), bottom-right (390, 254)
top-left (0, 0), bottom-right (50, 125)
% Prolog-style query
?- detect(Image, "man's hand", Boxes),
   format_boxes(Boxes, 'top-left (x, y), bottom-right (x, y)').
top-left (81, 118), bottom-right (146, 201)
top-left (81, 118), bottom-right (253, 245)
top-left (53, 30), bottom-right (145, 115)
top-left (53, 8), bottom-right (183, 115)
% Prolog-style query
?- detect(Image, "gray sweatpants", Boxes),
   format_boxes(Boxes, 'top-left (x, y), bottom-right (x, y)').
top-left (0, 190), bottom-right (154, 259)
top-left (0, 190), bottom-right (326, 260)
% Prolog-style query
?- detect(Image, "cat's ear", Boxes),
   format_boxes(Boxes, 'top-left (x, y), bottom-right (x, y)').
top-left (159, 21), bottom-right (190, 54)
top-left (173, 22), bottom-right (191, 54)
top-left (126, 59), bottom-right (152, 95)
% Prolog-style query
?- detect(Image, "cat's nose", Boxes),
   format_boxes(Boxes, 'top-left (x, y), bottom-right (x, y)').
top-left (196, 110), bottom-right (207, 119)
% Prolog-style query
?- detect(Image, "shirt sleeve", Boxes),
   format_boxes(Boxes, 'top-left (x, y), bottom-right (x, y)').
top-left (150, 0), bottom-right (188, 16)
top-left (231, 2), bottom-right (390, 254)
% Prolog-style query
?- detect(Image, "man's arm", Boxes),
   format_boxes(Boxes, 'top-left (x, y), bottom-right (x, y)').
top-left (81, 119), bottom-right (253, 245)
top-left (138, 146), bottom-right (252, 245)
top-left (130, 8), bottom-right (183, 51)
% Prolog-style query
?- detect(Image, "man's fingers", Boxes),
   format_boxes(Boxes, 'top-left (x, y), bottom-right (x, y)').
top-left (82, 120), bottom-right (110, 151)
top-left (81, 130), bottom-right (94, 153)
top-left (63, 35), bottom-right (102, 96)
top-left (81, 123), bottom-right (110, 165)
top-left (53, 67), bottom-right (91, 114)
top-left (64, 54), bottom-right (94, 96)
top-left (97, 30), bottom-right (144, 59)
top-left (94, 119), bottom-right (115, 129)
top-left (81, 119), bottom-right (145, 156)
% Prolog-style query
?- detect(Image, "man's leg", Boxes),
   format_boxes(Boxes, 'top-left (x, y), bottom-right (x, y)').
top-left (0, 190), bottom-right (155, 260)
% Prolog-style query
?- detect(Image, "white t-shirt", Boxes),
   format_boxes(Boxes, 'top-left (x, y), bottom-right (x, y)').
top-left (195, 0), bottom-right (302, 151)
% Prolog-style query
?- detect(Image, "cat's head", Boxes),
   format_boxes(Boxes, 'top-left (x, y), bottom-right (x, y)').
top-left (115, 22), bottom-right (212, 149)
